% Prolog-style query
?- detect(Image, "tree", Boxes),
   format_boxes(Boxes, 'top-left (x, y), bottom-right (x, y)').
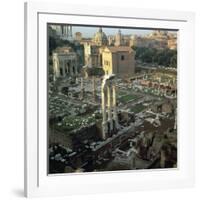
top-left (132, 46), bottom-right (177, 68)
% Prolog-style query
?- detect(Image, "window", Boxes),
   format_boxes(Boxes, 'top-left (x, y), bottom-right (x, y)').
top-left (121, 55), bottom-right (125, 60)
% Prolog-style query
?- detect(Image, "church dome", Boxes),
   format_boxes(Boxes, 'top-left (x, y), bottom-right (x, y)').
top-left (93, 27), bottom-right (108, 46)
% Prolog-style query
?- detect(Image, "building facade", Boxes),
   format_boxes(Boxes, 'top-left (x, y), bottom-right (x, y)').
top-left (52, 47), bottom-right (78, 79)
top-left (92, 27), bottom-right (108, 46)
top-left (75, 32), bottom-right (82, 41)
top-left (83, 43), bottom-right (103, 68)
top-left (102, 46), bottom-right (135, 77)
top-left (114, 30), bottom-right (124, 47)
top-left (82, 28), bottom-right (109, 68)
top-left (129, 31), bottom-right (177, 50)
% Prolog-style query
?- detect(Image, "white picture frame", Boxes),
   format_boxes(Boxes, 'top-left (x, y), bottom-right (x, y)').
top-left (24, 1), bottom-right (195, 197)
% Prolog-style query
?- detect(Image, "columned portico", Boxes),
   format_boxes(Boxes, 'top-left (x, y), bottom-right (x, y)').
top-left (53, 52), bottom-right (78, 79)
top-left (101, 74), bottom-right (119, 140)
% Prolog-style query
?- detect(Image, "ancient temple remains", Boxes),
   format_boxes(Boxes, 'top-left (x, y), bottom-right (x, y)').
top-left (101, 74), bottom-right (119, 140)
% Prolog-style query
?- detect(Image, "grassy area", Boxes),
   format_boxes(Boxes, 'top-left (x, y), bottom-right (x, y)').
top-left (55, 111), bottom-right (103, 132)
top-left (117, 90), bottom-right (127, 96)
top-left (55, 114), bottom-right (96, 132)
top-left (130, 103), bottom-right (146, 113)
top-left (118, 94), bottom-right (139, 103)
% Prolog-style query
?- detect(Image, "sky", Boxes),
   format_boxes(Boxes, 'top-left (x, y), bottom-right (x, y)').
top-left (72, 26), bottom-right (153, 37)
top-left (50, 24), bottom-right (177, 38)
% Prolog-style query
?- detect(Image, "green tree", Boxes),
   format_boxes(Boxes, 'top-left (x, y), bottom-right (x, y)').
top-left (132, 46), bottom-right (177, 68)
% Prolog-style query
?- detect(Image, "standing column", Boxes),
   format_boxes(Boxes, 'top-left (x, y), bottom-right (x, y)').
top-left (66, 61), bottom-right (69, 74)
top-left (66, 25), bottom-right (69, 38)
top-left (112, 84), bottom-right (119, 129)
top-left (92, 76), bottom-right (96, 103)
top-left (174, 108), bottom-right (177, 130)
top-left (107, 84), bottom-right (113, 131)
top-left (69, 60), bottom-right (73, 76)
top-left (53, 58), bottom-right (56, 81)
top-left (57, 59), bottom-right (60, 77)
top-left (69, 26), bottom-right (72, 37)
top-left (64, 25), bottom-right (67, 37)
top-left (80, 77), bottom-right (84, 100)
top-left (61, 25), bottom-right (64, 36)
top-left (101, 84), bottom-right (107, 140)
top-left (54, 58), bottom-right (60, 78)
top-left (75, 59), bottom-right (78, 75)
top-left (88, 55), bottom-right (92, 68)
top-left (62, 59), bottom-right (66, 77)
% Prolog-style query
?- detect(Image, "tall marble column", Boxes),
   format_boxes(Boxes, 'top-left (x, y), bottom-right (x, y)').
top-left (66, 62), bottom-right (69, 74)
top-left (53, 57), bottom-right (60, 78)
top-left (80, 77), bottom-right (84, 100)
top-left (112, 84), bottom-right (119, 129)
top-left (69, 26), bottom-right (72, 38)
top-left (101, 85), bottom-right (107, 140)
top-left (62, 59), bottom-right (66, 77)
top-left (75, 59), bottom-right (78, 75)
top-left (92, 76), bottom-right (96, 102)
top-left (107, 85), bottom-right (113, 131)
top-left (61, 25), bottom-right (65, 35)
top-left (174, 108), bottom-right (177, 130)
top-left (70, 60), bottom-right (73, 76)
top-left (66, 25), bottom-right (69, 37)
top-left (53, 74), bottom-right (56, 82)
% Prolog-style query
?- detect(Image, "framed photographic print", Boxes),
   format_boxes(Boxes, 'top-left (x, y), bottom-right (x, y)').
top-left (24, 2), bottom-right (195, 197)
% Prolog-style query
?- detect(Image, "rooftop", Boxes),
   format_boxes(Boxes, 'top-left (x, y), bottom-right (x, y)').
top-left (106, 46), bottom-right (134, 53)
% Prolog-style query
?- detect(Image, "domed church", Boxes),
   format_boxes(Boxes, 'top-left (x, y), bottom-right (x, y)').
top-left (93, 27), bottom-right (108, 46)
